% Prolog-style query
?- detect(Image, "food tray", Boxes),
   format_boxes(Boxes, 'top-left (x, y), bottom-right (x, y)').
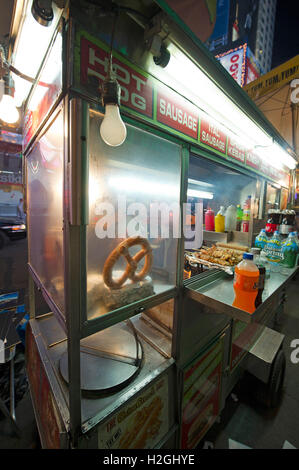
top-left (185, 252), bottom-right (235, 276)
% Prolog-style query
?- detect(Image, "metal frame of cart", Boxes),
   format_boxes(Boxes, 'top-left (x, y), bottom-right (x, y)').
top-left (12, 1), bottom-right (297, 449)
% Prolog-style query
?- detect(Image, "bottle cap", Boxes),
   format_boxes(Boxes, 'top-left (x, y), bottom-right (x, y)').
top-left (243, 253), bottom-right (253, 260)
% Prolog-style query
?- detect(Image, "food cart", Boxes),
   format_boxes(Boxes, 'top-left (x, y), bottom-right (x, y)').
top-left (11, 0), bottom-right (298, 449)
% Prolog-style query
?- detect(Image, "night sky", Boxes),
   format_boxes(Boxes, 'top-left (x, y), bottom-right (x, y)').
top-left (272, 0), bottom-right (299, 68)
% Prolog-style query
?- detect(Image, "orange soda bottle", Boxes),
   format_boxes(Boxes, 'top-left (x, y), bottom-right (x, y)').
top-left (232, 253), bottom-right (259, 314)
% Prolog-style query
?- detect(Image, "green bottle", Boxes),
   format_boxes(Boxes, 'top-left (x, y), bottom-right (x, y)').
top-left (236, 205), bottom-right (243, 231)
top-left (282, 232), bottom-right (299, 268)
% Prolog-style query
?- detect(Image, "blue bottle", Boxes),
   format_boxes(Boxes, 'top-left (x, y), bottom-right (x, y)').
top-left (265, 231), bottom-right (283, 268)
top-left (255, 229), bottom-right (268, 249)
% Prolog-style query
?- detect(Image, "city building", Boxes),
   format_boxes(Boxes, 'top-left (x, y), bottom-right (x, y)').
top-left (208, 0), bottom-right (277, 76)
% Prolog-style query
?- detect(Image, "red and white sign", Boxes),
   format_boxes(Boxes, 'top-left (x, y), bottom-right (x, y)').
top-left (246, 151), bottom-right (261, 170)
top-left (200, 119), bottom-right (227, 154)
top-left (217, 46), bottom-right (246, 86)
top-left (81, 37), bottom-right (153, 119)
top-left (157, 89), bottom-right (199, 139)
top-left (227, 136), bottom-right (245, 163)
top-left (246, 58), bottom-right (260, 85)
top-left (77, 32), bottom-right (290, 187)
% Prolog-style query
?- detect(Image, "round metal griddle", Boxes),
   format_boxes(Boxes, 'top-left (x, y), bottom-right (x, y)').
top-left (59, 321), bottom-right (143, 396)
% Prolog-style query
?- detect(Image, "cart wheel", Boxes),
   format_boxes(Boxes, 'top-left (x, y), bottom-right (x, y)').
top-left (254, 349), bottom-right (286, 408)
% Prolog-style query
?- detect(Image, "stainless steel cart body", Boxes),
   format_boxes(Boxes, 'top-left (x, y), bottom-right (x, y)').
top-left (15, 1), bottom-right (296, 449)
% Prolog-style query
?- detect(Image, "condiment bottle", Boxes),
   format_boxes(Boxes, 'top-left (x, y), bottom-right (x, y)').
top-left (215, 206), bottom-right (225, 233)
top-left (205, 208), bottom-right (215, 231)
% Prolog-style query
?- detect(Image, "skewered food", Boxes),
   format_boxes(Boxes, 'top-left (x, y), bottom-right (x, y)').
top-left (194, 245), bottom-right (244, 266)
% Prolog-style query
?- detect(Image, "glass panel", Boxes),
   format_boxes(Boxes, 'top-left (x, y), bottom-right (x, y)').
top-left (24, 29), bottom-right (63, 151)
top-left (280, 188), bottom-right (288, 210)
top-left (185, 155), bottom-right (256, 278)
top-left (143, 299), bottom-right (174, 332)
top-left (87, 113), bottom-right (181, 320)
top-left (27, 111), bottom-right (64, 315)
top-left (265, 183), bottom-right (280, 213)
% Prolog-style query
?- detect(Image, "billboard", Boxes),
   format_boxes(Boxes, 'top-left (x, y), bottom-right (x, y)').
top-left (244, 55), bottom-right (299, 100)
top-left (157, 1), bottom-right (260, 69)
top-left (244, 56), bottom-right (299, 156)
top-left (206, 0), bottom-right (231, 50)
top-left (156, 0), bottom-right (230, 48)
top-left (228, 0), bottom-right (259, 53)
top-left (246, 46), bottom-right (260, 85)
top-left (216, 43), bottom-right (259, 87)
top-left (216, 44), bottom-right (247, 86)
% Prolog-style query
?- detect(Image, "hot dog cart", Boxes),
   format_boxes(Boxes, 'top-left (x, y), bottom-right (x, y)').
top-left (11, 0), bottom-right (298, 449)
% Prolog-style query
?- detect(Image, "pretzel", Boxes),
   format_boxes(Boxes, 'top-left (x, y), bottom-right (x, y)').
top-left (103, 236), bottom-right (153, 289)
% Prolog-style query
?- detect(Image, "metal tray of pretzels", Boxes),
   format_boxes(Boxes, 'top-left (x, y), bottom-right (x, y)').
top-left (185, 244), bottom-right (247, 276)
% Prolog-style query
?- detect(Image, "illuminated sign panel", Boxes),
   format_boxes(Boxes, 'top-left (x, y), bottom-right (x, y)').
top-left (75, 29), bottom-right (290, 187)
top-left (216, 45), bottom-right (247, 86)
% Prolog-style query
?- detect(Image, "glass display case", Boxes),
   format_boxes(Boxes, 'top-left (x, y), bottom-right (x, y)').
top-left (27, 109), bottom-right (64, 315)
top-left (184, 154), bottom-right (259, 279)
top-left (27, 103), bottom-right (182, 329)
top-left (86, 111), bottom-right (181, 321)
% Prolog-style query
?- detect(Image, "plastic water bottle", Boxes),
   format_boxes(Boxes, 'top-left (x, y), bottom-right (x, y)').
top-left (255, 229), bottom-right (268, 249)
top-left (264, 231), bottom-right (283, 272)
top-left (282, 232), bottom-right (299, 269)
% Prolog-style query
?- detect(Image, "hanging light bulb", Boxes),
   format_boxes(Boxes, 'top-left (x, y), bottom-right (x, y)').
top-left (0, 94), bottom-right (20, 124)
top-left (99, 12), bottom-right (126, 147)
top-left (100, 79), bottom-right (127, 146)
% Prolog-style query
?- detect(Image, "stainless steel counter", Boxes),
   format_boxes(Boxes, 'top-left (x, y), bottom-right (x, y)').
top-left (185, 266), bottom-right (298, 323)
